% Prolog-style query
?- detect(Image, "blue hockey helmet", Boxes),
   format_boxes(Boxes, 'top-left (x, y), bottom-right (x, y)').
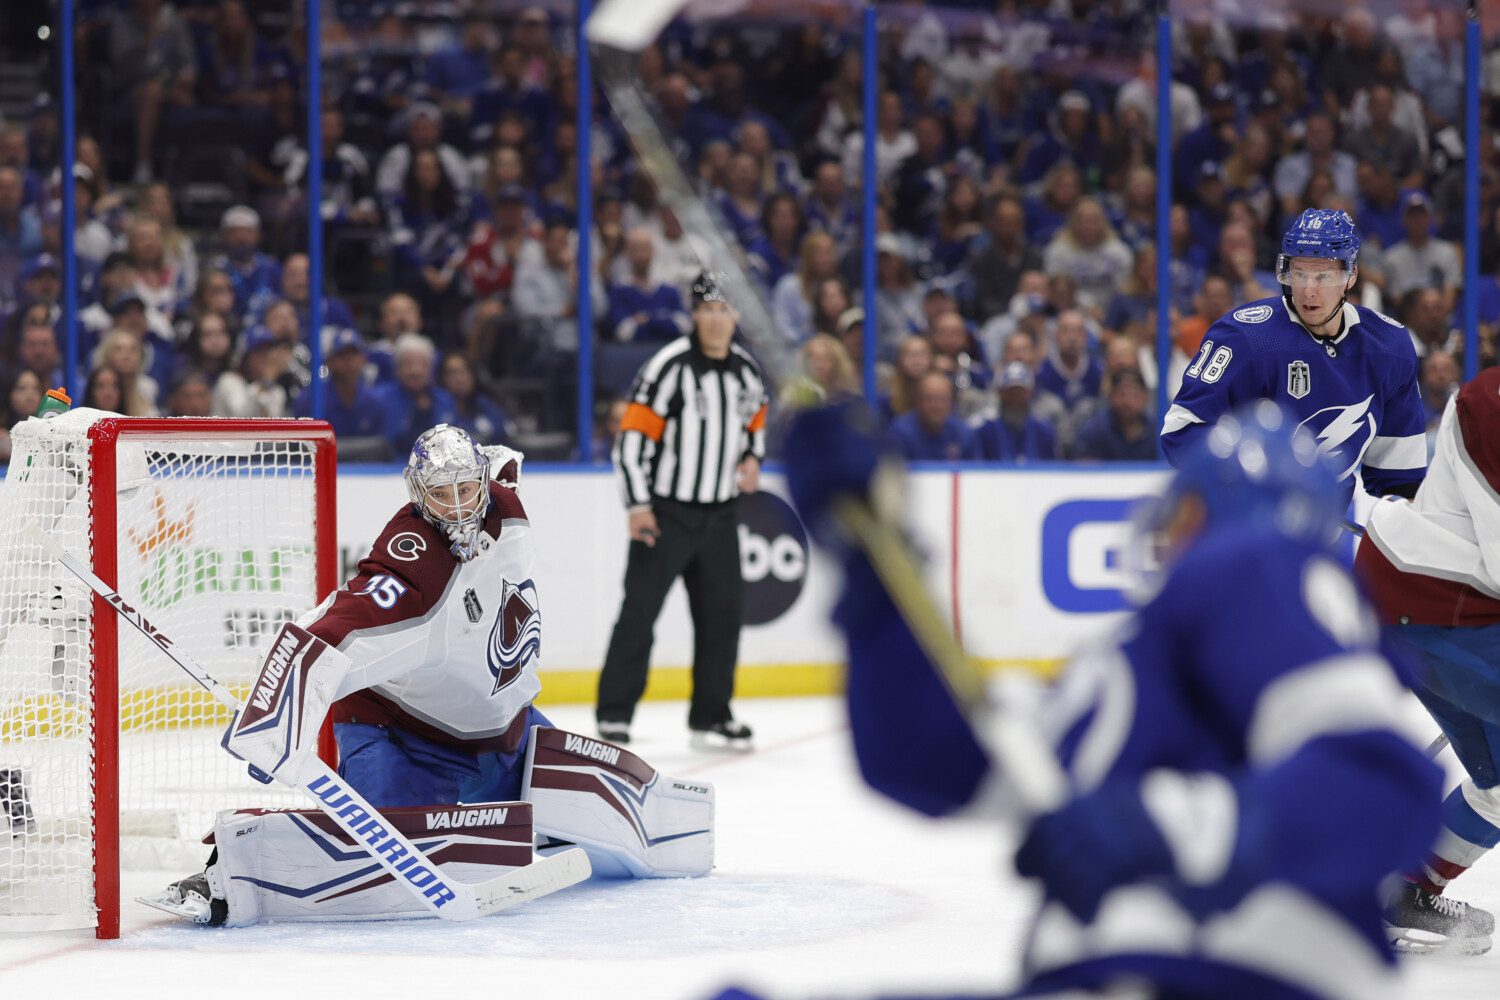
top-left (1276, 208), bottom-right (1360, 284)
top-left (1163, 400), bottom-right (1345, 545)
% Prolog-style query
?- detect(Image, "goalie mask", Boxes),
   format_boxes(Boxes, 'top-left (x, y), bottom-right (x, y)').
top-left (405, 424), bottom-right (491, 561)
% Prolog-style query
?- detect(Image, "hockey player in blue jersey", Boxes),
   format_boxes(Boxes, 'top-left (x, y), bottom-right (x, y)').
top-left (747, 400), bottom-right (1444, 1000)
top-left (1162, 209), bottom-right (1427, 503)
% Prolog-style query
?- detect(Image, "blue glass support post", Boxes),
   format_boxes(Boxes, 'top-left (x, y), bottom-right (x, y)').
top-left (308, 0), bottom-right (326, 418)
top-left (61, 0), bottom-right (79, 397)
top-left (1154, 8), bottom-right (1172, 449)
top-left (577, 0), bottom-right (595, 460)
top-left (1465, 3), bottom-right (1480, 383)
top-left (862, 4), bottom-right (878, 406)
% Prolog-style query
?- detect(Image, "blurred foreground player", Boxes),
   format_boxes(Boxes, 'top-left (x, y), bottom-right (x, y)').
top-left (1357, 366), bottom-right (1500, 955)
top-left (143, 425), bottom-right (714, 927)
top-left (756, 401), bottom-right (1441, 1000)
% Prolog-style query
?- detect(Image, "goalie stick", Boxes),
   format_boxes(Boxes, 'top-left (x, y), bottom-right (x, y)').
top-left (585, 1), bottom-right (1066, 814)
top-left (23, 518), bottom-right (592, 920)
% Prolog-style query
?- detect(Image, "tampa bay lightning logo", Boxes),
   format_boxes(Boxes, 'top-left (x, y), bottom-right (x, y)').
top-left (488, 578), bottom-right (540, 695)
top-left (1296, 394), bottom-right (1377, 481)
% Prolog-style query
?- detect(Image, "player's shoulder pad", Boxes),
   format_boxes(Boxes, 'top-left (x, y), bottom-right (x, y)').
top-left (1205, 297), bottom-right (1284, 358)
top-left (482, 479), bottom-right (528, 536)
top-left (362, 504), bottom-right (456, 592)
top-left (1351, 303), bottom-right (1418, 361)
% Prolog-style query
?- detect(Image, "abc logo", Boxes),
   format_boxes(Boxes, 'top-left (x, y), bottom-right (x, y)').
top-left (737, 491), bottom-right (808, 626)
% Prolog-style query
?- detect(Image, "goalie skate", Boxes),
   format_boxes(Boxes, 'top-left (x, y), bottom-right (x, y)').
top-left (136, 871), bottom-right (228, 926)
top-left (1383, 881), bottom-right (1494, 955)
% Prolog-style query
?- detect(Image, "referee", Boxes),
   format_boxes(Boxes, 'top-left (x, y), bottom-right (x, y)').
top-left (597, 272), bottom-right (768, 750)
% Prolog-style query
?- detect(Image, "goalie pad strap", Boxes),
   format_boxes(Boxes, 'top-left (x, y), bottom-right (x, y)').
top-left (207, 802), bottom-right (533, 926)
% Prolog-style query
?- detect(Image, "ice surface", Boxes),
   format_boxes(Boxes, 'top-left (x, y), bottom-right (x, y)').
top-left (1, 696), bottom-right (1497, 998)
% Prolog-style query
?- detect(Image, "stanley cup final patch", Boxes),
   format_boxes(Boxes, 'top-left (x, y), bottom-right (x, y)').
top-left (1287, 360), bottom-right (1311, 400)
top-left (464, 588), bottom-right (483, 623)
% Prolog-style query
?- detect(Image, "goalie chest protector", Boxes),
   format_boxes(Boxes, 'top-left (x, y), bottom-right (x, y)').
top-left (311, 481), bottom-right (543, 752)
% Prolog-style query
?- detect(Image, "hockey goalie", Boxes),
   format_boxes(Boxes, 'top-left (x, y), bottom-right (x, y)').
top-left (143, 424), bottom-right (714, 926)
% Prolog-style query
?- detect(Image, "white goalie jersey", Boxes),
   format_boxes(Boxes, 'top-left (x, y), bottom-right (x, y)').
top-left (304, 471), bottom-right (542, 753)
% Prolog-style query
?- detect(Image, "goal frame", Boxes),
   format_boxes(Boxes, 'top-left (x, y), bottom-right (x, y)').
top-left (86, 418), bottom-right (339, 939)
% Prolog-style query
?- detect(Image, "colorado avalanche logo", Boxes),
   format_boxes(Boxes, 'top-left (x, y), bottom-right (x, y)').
top-left (1296, 394), bottom-right (1377, 481)
top-left (488, 578), bottom-right (540, 695)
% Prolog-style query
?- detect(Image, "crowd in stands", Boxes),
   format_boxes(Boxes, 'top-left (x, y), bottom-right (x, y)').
top-left (0, 0), bottom-right (1495, 466)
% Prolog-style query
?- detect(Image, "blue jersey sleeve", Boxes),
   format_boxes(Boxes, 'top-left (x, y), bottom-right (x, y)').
top-left (1358, 331), bottom-right (1427, 498)
top-left (1160, 322), bottom-right (1272, 466)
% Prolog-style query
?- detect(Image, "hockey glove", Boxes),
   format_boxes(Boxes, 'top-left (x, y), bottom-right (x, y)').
top-left (223, 623), bottom-right (350, 786)
top-left (1014, 776), bottom-right (1176, 922)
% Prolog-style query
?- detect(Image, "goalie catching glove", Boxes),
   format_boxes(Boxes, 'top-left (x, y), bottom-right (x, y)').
top-left (223, 622), bottom-right (350, 786)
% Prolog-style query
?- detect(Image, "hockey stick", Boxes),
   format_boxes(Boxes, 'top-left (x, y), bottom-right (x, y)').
top-left (23, 519), bottom-right (591, 920)
top-left (586, 4), bottom-right (1067, 814)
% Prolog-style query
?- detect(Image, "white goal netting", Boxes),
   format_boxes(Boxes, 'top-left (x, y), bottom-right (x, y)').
top-left (0, 410), bottom-right (330, 932)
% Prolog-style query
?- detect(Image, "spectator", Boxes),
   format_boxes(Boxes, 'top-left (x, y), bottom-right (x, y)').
top-left (1320, 8), bottom-right (1385, 116)
top-left (842, 91), bottom-right (915, 190)
top-left (799, 333), bottom-right (860, 403)
top-left (1104, 244), bottom-right (1158, 337)
top-left (177, 313), bottom-right (235, 387)
top-left (390, 149), bottom-right (488, 339)
top-left (211, 324), bottom-right (288, 419)
top-left (105, 0), bottom-right (196, 185)
top-left (0, 129), bottom-right (39, 210)
top-left (195, 0), bottom-right (272, 116)
top-left (425, 13), bottom-right (495, 109)
top-left (16, 320), bottom-right (63, 387)
top-left (605, 228), bottom-right (692, 343)
top-left (15, 254), bottom-right (61, 323)
top-left (106, 290), bottom-right (176, 391)
top-left (125, 218), bottom-right (188, 321)
top-left (68, 165), bottom-right (113, 268)
top-left (266, 252), bottom-right (356, 344)
top-left (1112, 166), bottom-right (1158, 251)
top-left (211, 206), bottom-right (282, 321)
top-left (1403, 287), bottom-right (1461, 360)
top-left (458, 185), bottom-right (533, 315)
top-left (811, 278), bottom-right (852, 340)
top-left (589, 396), bottom-right (629, 461)
top-left (1222, 123), bottom-right (1276, 230)
top-left (284, 108), bottom-right (380, 228)
top-left (1384, 192), bottom-right (1460, 312)
top-left (73, 135), bottom-right (126, 224)
top-left (259, 299), bottom-right (308, 396)
top-left (874, 234), bottom-right (927, 356)
top-left (293, 327), bottom-right (384, 440)
top-left (4, 367), bottom-right (43, 428)
top-left (804, 159), bottom-right (857, 254)
top-left (1420, 349), bottom-right (1459, 434)
top-left (1025, 161), bottom-right (1083, 247)
top-left (164, 368), bottom-right (214, 418)
top-left (978, 361), bottom-right (1057, 462)
top-left (715, 152), bottom-right (764, 248)
top-left (24, 95), bottom-right (59, 177)
top-left (978, 268), bottom-right (1050, 364)
top-left (135, 184), bottom-right (199, 300)
top-left (469, 45), bottom-right (555, 155)
top-left (1344, 84), bottom-right (1424, 189)
top-left (881, 334), bottom-right (934, 426)
top-left (513, 217), bottom-right (601, 352)
top-left (178, 267), bottom-right (240, 344)
top-left (932, 176), bottom-right (985, 276)
top-left (929, 310), bottom-right (989, 391)
top-left (377, 333), bottom-right (459, 456)
top-left (737, 119), bottom-right (803, 198)
top-left (1035, 309), bottom-right (1103, 454)
top-left (1215, 221), bottom-right (1278, 304)
top-left (82, 365), bottom-right (124, 413)
top-left (440, 352), bottom-right (512, 446)
top-left (746, 193), bottom-right (802, 293)
top-left (892, 113), bottom-right (948, 237)
top-left (1042, 198), bottom-right (1133, 316)
top-left (1356, 161), bottom-right (1406, 251)
top-left (971, 196), bottom-right (1043, 323)
top-left (1274, 114), bottom-right (1358, 219)
top-left (1168, 204), bottom-right (1209, 314)
top-left (887, 372), bottom-right (981, 461)
top-left (812, 51), bottom-right (864, 163)
top-left (772, 231), bottom-right (840, 344)
top-left (0, 167), bottom-right (43, 268)
top-left (369, 291), bottom-right (424, 382)
top-left (1176, 274), bottom-right (1235, 359)
top-left (645, 206), bottom-right (706, 301)
top-left (82, 253), bottom-right (139, 342)
top-left (376, 103), bottom-right (472, 206)
top-left (1073, 368), bottom-right (1156, 461)
top-left (1174, 83), bottom-right (1238, 198)
top-left (1017, 90), bottom-right (1100, 186)
top-left (93, 328), bottom-right (159, 416)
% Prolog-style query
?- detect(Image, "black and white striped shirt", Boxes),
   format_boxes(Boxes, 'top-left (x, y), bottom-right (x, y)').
top-left (614, 335), bottom-right (769, 508)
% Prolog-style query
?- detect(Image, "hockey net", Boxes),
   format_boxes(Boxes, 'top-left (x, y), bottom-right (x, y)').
top-left (0, 410), bottom-right (337, 937)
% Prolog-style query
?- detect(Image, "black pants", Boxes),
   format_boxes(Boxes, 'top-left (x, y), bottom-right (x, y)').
top-left (597, 498), bottom-right (742, 728)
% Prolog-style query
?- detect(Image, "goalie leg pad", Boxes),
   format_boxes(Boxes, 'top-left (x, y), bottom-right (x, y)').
top-left (203, 801), bottom-right (534, 926)
top-left (523, 726), bottom-right (713, 878)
